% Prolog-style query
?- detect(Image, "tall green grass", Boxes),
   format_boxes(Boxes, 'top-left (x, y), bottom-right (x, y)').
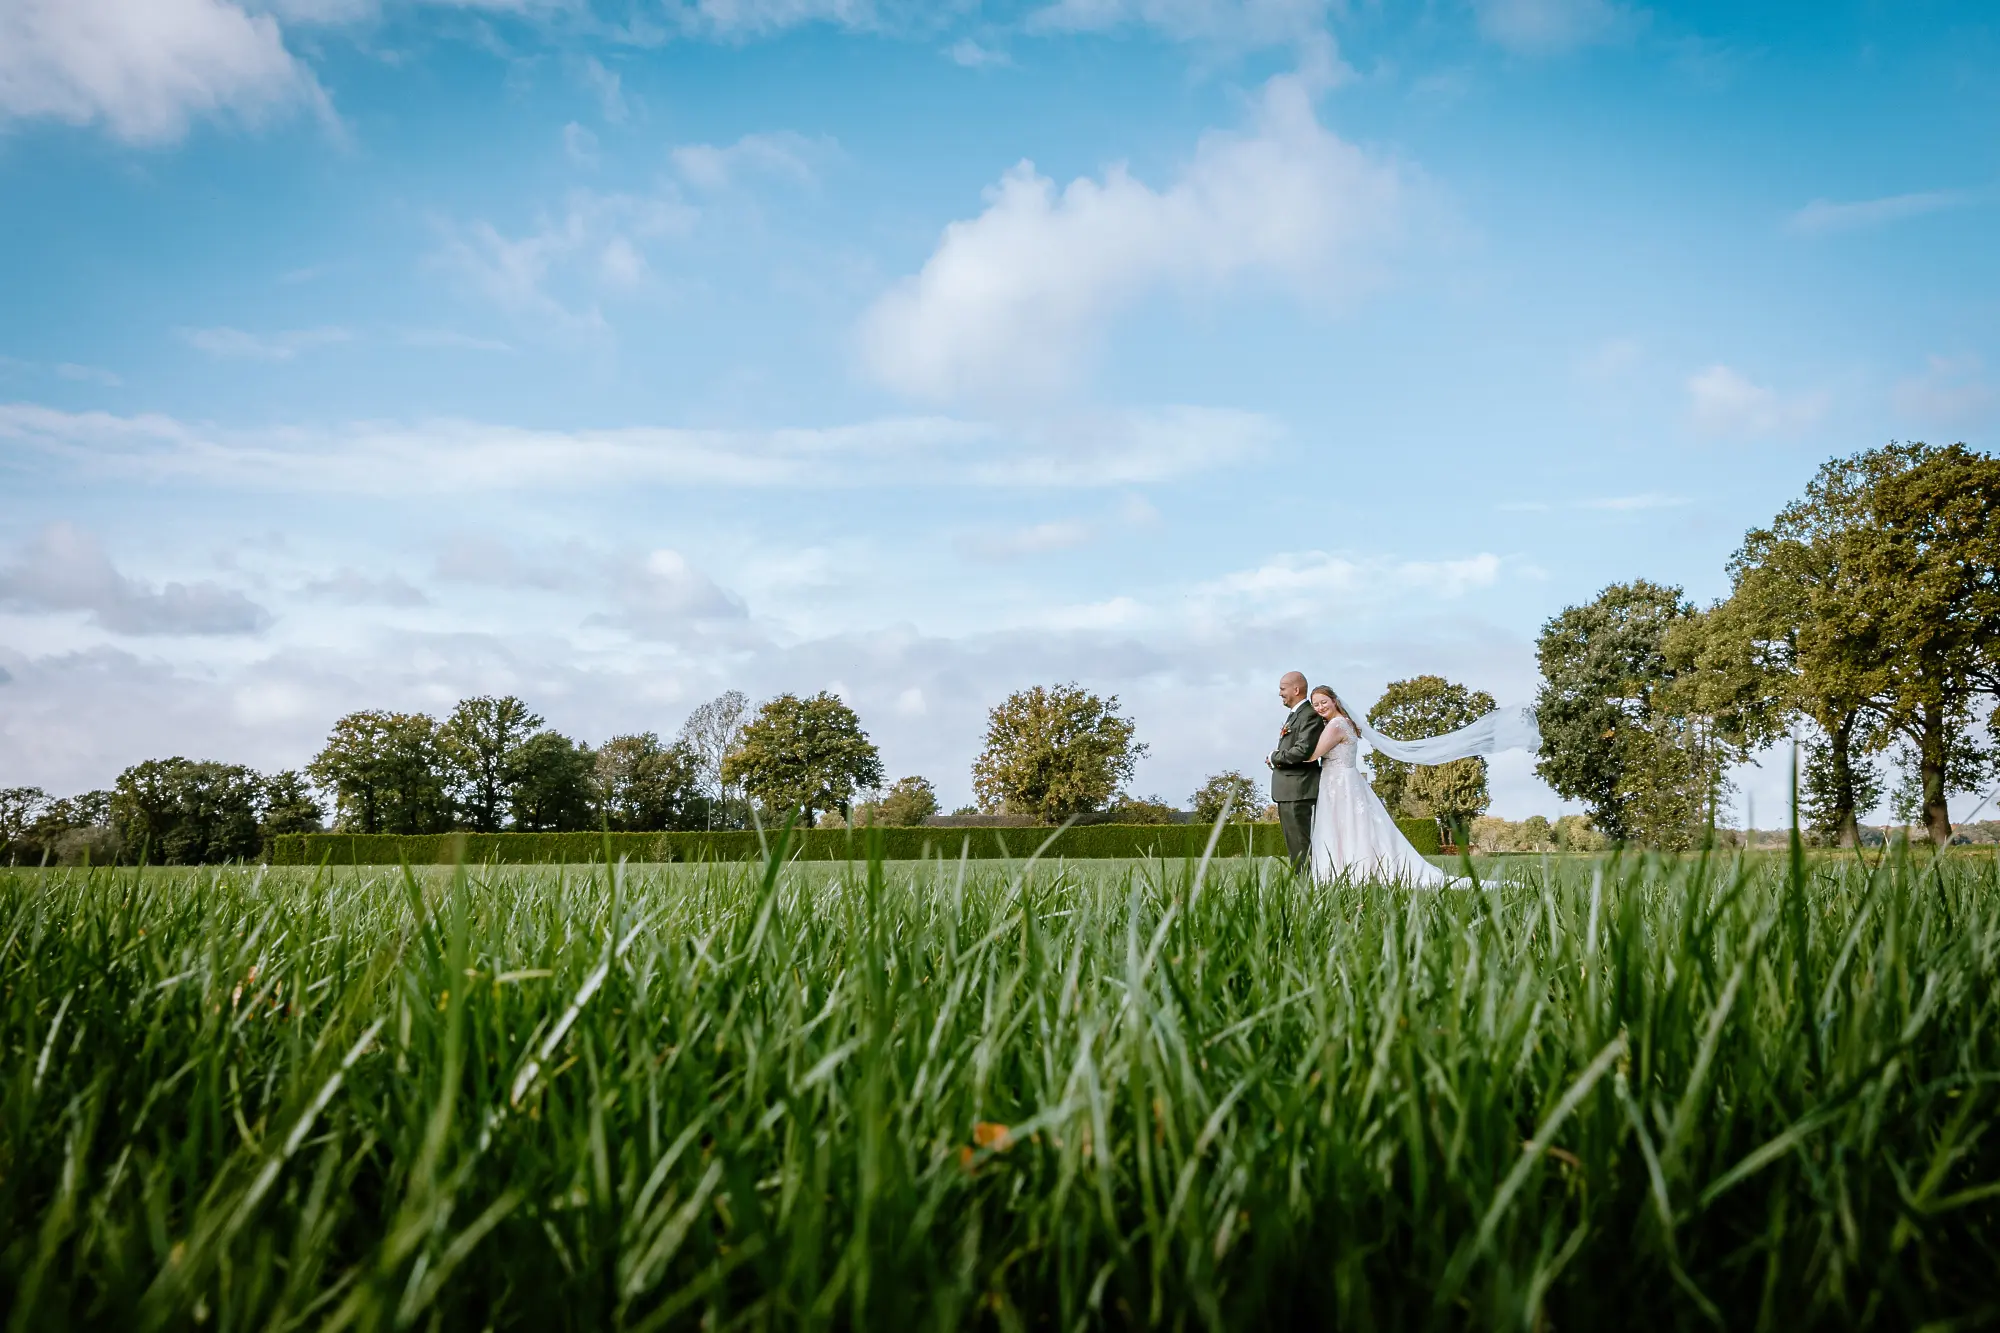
top-left (3, 839), bottom-right (1997, 1329)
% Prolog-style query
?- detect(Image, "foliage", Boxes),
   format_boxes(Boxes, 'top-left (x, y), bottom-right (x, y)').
top-left (258, 769), bottom-right (324, 841)
top-left (677, 690), bottom-right (749, 825)
top-left (859, 776), bottom-right (939, 827)
top-left (309, 710), bottom-right (454, 835)
top-left (592, 732), bottom-right (707, 832)
top-left (1190, 770), bottom-right (1259, 825)
top-left (1364, 676), bottom-right (1496, 838)
top-left (1534, 581), bottom-right (1733, 847)
top-left (723, 692), bottom-right (884, 827)
top-left (1846, 443), bottom-right (2000, 844)
top-left (505, 731), bottom-right (597, 832)
top-left (438, 695), bottom-right (544, 832)
top-left (972, 683), bottom-right (1145, 821)
top-left (6, 848), bottom-right (1998, 1328)
top-left (1097, 793), bottom-right (1173, 824)
top-left (1801, 736), bottom-right (1884, 843)
top-left (110, 757), bottom-right (264, 864)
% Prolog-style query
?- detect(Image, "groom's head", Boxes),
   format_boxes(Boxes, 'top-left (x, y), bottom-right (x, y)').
top-left (1278, 672), bottom-right (1307, 707)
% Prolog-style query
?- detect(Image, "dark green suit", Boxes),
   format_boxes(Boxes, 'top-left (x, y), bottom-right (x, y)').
top-left (1269, 700), bottom-right (1326, 873)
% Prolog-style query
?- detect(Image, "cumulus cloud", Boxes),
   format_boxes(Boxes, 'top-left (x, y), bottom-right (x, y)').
top-left (1892, 354), bottom-right (1994, 429)
top-left (1787, 190), bottom-right (1966, 236)
top-left (1470, 0), bottom-right (1638, 54)
top-left (1686, 365), bottom-right (1827, 439)
top-left (857, 74), bottom-right (1413, 401)
top-left (176, 325), bottom-right (351, 360)
top-left (0, 523), bottom-right (271, 635)
top-left (1, 402), bottom-right (1277, 493)
top-left (613, 549), bottom-right (748, 630)
top-left (0, 0), bottom-right (326, 144)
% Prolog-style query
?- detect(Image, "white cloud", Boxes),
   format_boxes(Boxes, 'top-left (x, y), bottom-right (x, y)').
top-left (574, 55), bottom-right (626, 123)
top-left (665, 0), bottom-right (881, 36)
top-left (671, 130), bottom-right (827, 191)
top-left (1787, 190), bottom-right (1966, 236)
top-left (176, 325), bottom-right (351, 360)
top-left (958, 519), bottom-right (1096, 561)
top-left (0, 0), bottom-right (325, 145)
top-left (947, 38), bottom-right (1011, 67)
top-left (431, 189), bottom-right (697, 331)
top-left (0, 523), bottom-right (271, 635)
top-left (1579, 492), bottom-right (1686, 511)
top-left (857, 73), bottom-right (1413, 401)
top-left (298, 569), bottom-right (430, 607)
top-left (1892, 354), bottom-right (1994, 430)
top-left (1028, 0), bottom-right (1332, 48)
top-left (1189, 550), bottom-right (1502, 624)
top-left (562, 120), bottom-right (599, 166)
top-left (1, 402), bottom-right (1277, 493)
top-left (433, 535), bottom-right (583, 590)
top-left (614, 549), bottom-right (747, 629)
top-left (1686, 365), bottom-right (1827, 439)
top-left (1470, 0), bottom-right (1638, 54)
top-left (55, 362), bottom-right (123, 387)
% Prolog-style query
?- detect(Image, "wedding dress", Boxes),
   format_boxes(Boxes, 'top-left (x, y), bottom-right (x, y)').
top-left (1308, 716), bottom-right (1450, 887)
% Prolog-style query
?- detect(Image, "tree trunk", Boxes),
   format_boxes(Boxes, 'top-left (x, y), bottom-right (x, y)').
top-left (1919, 705), bottom-right (1953, 848)
top-left (1829, 715), bottom-right (1862, 848)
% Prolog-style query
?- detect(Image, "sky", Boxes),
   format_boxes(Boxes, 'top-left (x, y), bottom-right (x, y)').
top-left (1, 0), bottom-right (1996, 824)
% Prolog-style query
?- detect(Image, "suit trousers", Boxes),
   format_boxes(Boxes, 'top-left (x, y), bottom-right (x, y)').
top-left (1277, 799), bottom-right (1315, 873)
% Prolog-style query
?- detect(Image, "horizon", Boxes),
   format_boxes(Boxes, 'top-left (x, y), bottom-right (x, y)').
top-left (3, 0), bottom-right (1996, 826)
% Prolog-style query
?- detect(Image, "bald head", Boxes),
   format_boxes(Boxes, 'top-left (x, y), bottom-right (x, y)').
top-left (1278, 672), bottom-right (1308, 707)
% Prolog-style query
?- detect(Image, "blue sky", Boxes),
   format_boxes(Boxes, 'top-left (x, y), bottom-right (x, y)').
top-left (2, 0), bottom-right (1995, 822)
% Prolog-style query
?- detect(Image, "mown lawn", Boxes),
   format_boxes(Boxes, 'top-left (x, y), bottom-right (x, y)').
top-left (4, 842), bottom-right (1998, 1329)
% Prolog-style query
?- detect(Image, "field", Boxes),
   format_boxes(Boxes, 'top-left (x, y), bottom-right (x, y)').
top-left (4, 840), bottom-right (1999, 1330)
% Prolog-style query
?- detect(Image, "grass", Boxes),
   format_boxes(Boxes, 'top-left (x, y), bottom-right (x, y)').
top-left (3, 835), bottom-right (1998, 1330)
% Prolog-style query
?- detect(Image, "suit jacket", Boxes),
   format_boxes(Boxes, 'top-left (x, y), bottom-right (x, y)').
top-left (1269, 701), bottom-right (1326, 802)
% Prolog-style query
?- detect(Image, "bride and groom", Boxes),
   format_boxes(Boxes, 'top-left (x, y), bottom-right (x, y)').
top-left (1268, 670), bottom-right (1539, 887)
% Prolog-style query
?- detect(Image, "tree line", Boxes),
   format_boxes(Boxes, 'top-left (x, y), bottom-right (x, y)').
top-left (4, 440), bottom-right (1990, 864)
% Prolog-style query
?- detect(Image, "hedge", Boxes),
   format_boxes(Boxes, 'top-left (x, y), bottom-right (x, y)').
top-left (271, 818), bottom-right (1444, 865)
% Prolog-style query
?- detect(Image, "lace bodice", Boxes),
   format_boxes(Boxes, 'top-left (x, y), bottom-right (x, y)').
top-left (1321, 717), bottom-right (1359, 769)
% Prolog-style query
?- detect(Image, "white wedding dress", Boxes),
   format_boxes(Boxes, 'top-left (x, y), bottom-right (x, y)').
top-left (1309, 716), bottom-right (1449, 887)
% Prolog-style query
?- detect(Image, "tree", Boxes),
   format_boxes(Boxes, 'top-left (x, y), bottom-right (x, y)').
top-left (1105, 793), bottom-right (1177, 824)
top-left (1, 787), bottom-right (48, 862)
top-left (594, 733), bottom-right (707, 831)
top-left (678, 690), bottom-right (749, 827)
top-left (111, 758), bottom-right (263, 864)
top-left (1802, 743), bottom-right (1883, 844)
top-left (865, 776), bottom-right (938, 827)
top-left (309, 711), bottom-right (453, 834)
top-left (1535, 581), bottom-right (1734, 847)
top-left (1848, 443), bottom-right (2000, 845)
top-left (1190, 771), bottom-right (1258, 825)
top-left (971, 683), bottom-right (1145, 822)
top-left (257, 770), bottom-right (323, 859)
top-left (438, 695), bottom-right (543, 832)
top-left (1365, 675), bottom-right (1496, 841)
top-left (507, 731), bottom-right (597, 832)
top-left (722, 692), bottom-right (884, 827)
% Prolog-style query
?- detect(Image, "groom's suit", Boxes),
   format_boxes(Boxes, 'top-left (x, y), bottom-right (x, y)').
top-left (1269, 700), bottom-right (1326, 873)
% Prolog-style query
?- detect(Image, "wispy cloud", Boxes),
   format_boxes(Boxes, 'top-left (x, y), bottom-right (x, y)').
top-left (1, 403), bottom-right (1278, 494)
top-left (55, 362), bottom-right (122, 387)
top-left (957, 519), bottom-right (1096, 561)
top-left (1893, 353), bottom-right (1994, 428)
top-left (399, 329), bottom-right (514, 353)
top-left (298, 569), bottom-right (430, 607)
top-left (176, 325), bottom-right (352, 360)
top-left (671, 130), bottom-right (831, 192)
top-left (1470, 0), bottom-right (1641, 55)
top-left (1687, 364), bottom-right (1827, 439)
top-left (1787, 190), bottom-right (1967, 235)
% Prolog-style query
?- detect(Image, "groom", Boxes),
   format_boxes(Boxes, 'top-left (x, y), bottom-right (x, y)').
top-left (1267, 670), bottom-right (1326, 873)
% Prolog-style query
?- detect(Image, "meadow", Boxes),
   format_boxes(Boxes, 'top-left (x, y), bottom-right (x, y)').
top-left (4, 837), bottom-right (1998, 1330)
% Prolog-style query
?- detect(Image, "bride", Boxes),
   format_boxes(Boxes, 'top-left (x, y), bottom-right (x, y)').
top-left (1304, 687), bottom-right (1448, 886)
top-left (1302, 685), bottom-right (1541, 887)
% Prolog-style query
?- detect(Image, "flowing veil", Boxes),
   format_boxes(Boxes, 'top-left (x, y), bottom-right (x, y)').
top-left (1328, 694), bottom-right (1542, 765)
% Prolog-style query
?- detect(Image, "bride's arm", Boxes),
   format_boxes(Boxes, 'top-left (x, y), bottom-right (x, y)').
top-left (1309, 716), bottom-right (1353, 761)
